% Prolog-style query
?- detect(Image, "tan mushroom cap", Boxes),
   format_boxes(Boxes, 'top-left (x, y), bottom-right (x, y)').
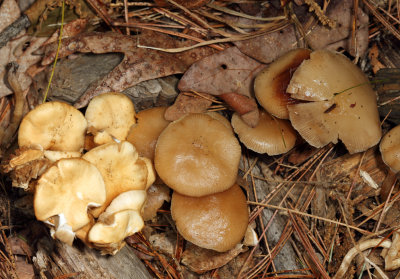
top-left (18, 101), bottom-right (87, 151)
top-left (126, 107), bottom-right (170, 161)
top-left (155, 113), bottom-right (241, 197)
top-left (171, 184), bottom-right (249, 252)
top-left (88, 210), bottom-right (144, 255)
top-left (34, 158), bottom-right (106, 232)
top-left (286, 50), bottom-right (382, 154)
top-left (254, 48), bottom-right (311, 119)
top-left (379, 125), bottom-right (400, 173)
top-left (231, 110), bottom-right (297, 155)
top-left (43, 150), bottom-right (81, 162)
top-left (102, 190), bottom-right (147, 217)
top-left (82, 141), bottom-right (150, 217)
top-left (85, 92), bottom-right (136, 145)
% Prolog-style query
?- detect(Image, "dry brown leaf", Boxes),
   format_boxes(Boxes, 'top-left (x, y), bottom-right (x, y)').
top-left (178, 46), bottom-right (264, 98)
top-left (15, 257), bottom-right (35, 279)
top-left (164, 93), bottom-right (215, 121)
top-left (181, 243), bottom-right (247, 274)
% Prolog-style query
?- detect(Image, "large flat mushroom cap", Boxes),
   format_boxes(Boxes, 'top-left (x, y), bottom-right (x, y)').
top-left (18, 101), bottom-right (87, 152)
top-left (34, 158), bottom-right (106, 232)
top-left (380, 125), bottom-right (400, 173)
top-left (155, 113), bottom-right (241, 197)
top-left (82, 141), bottom-right (149, 217)
top-left (231, 110), bottom-right (297, 155)
top-left (286, 50), bottom-right (381, 154)
top-left (85, 92), bottom-right (136, 145)
top-left (171, 184), bottom-right (248, 252)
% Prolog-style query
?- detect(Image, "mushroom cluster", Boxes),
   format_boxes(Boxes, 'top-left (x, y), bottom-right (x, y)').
top-left (4, 92), bottom-right (154, 255)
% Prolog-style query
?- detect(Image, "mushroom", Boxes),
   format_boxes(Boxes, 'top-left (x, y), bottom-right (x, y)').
top-left (286, 50), bottom-right (382, 154)
top-left (85, 92), bottom-right (136, 146)
top-left (155, 113), bottom-right (241, 197)
top-left (254, 48), bottom-right (311, 119)
top-left (231, 110), bottom-right (297, 155)
top-left (18, 101), bottom-right (87, 152)
top-left (126, 107), bottom-right (170, 161)
top-left (87, 189), bottom-right (147, 254)
top-left (34, 158), bottom-right (106, 245)
top-left (82, 141), bottom-right (154, 217)
top-left (171, 184), bottom-right (249, 252)
top-left (380, 125), bottom-right (400, 173)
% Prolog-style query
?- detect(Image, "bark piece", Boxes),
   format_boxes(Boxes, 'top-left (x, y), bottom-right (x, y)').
top-left (33, 237), bottom-right (152, 279)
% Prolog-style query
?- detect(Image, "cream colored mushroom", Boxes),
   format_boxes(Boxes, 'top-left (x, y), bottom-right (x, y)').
top-left (34, 158), bottom-right (106, 245)
top-left (85, 92), bottom-right (136, 146)
top-left (155, 113), bottom-right (241, 197)
top-left (82, 141), bottom-right (154, 217)
top-left (18, 101), bottom-right (87, 152)
top-left (286, 50), bottom-right (381, 154)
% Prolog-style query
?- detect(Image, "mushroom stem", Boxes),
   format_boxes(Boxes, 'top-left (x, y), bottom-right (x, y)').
top-left (0, 63), bottom-right (26, 152)
top-left (332, 239), bottom-right (392, 279)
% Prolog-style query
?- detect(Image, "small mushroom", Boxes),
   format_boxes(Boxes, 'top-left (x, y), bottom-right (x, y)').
top-left (286, 50), bottom-right (382, 154)
top-left (85, 92), bottom-right (136, 146)
top-left (254, 48), bottom-right (311, 119)
top-left (380, 125), bottom-right (400, 173)
top-left (18, 101), bottom-right (87, 152)
top-left (126, 107), bottom-right (170, 161)
top-left (231, 110), bottom-right (297, 155)
top-left (155, 113), bottom-right (241, 197)
top-left (171, 184), bottom-right (249, 252)
top-left (34, 158), bottom-right (106, 245)
top-left (82, 141), bottom-right (153, 217)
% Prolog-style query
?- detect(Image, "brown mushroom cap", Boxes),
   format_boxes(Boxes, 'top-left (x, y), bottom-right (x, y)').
top-left (82, 141), bottom-right (150, 217)
top-left (85, 92), bottom-right (136, 145)
top-left (231, 110), bottom-right (297, 155)
top-left (254, 49), bottom-right (311, 119)
top-left (18, 101), bottom-right (87, 151)
top-left (155, 113), bottom-right (241, 197)
top-left (171, 184), bottom-right (249, 252)
top-left (126, 107), bottom-right (170, 161)
top-left (380, 125), bottom-right (400, 173)
top-left (286, 50), bottom-right (382, 154)
top-left (34, 158), bottom-right (106, 232)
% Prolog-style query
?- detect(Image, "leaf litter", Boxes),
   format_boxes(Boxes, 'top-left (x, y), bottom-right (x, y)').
top-left (0, 0), bottom-right (400, 278)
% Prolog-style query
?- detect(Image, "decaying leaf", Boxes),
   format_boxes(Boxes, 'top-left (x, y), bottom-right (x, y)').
top-left (181, 243), bottom-right (247, 274)
top-left (234, 0), bottom-right (369, 63)
top-left (164, 93), bottom-right (215, 121)
top-left (178, 46), bottom-right (264, 98)
top-left (42, 30), bottom-right (216, 108)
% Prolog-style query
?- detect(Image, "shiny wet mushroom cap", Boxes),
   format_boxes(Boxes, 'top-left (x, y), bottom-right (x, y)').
top-left (286, 50), bottom-right (382, 154)
top-left (380, 125), bottom-right (400, 173)
top-left (231, 110), bottom-right (297, 155)
top-left (254, 48), bottom-right (311, 119)
top-left (18, 101), bottom-right (87, 152)
top-left (155, 113), bottom-right (241, 197)
top-left (171, 184), bottom-right (248, 252)
top-left (85, 92), bottom-right (136, 145)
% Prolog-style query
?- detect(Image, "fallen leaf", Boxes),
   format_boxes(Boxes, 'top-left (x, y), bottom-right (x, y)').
top-left (9, 236), bottom-right (33, 257)
top-left (178, 46), bottom-right (264, 98)
top-left (164, 93), bottom-right (215, 121)
top-left (181, 243), bottom-right (247, 274)
top-left (15, 257), bottom-right (35, 279)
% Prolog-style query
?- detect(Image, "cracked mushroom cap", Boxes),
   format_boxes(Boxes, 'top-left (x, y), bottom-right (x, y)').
top-left (286, 50), bottom-right (382, 154)
top-left (126, 107), bottom-right (170, 161)
top-left (155, 113), bottom-right (241, 197)
top-left (231, 110), bottom-right (297, 155)
top-left (380, 125), bottom-right (400, 173)
top-left (34, 158), bottom-right (106, 242)
top-left (254, 48), bottom-right (311, 119)
top-left (82, 141), bottom-right (151, 217)
top-left (18, 101), bottom-right (87, 151)
top-left (85, 92), bottom-right (136, 145)
top-left (171, 184), bottom-right (249, 252)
